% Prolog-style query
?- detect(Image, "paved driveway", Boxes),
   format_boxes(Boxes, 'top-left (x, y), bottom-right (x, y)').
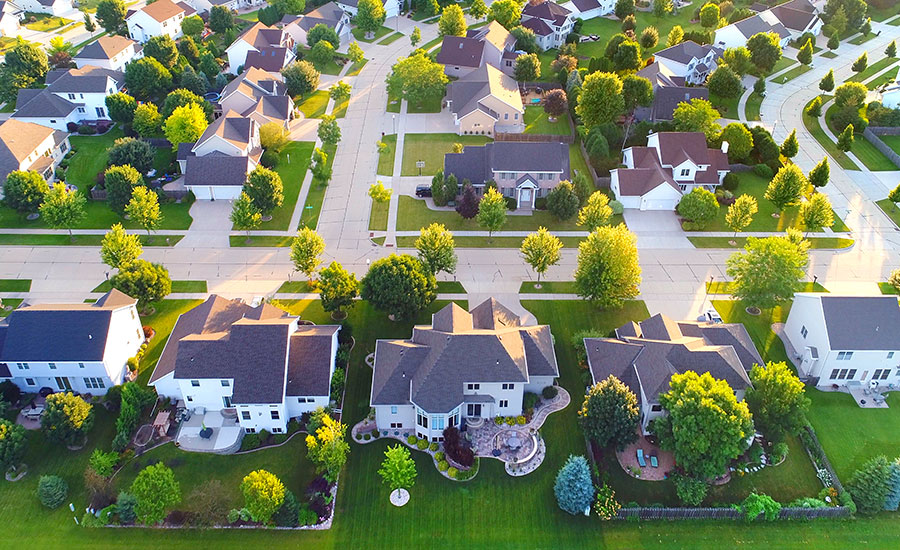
top-left (402, 111), bottom-right (458, 134)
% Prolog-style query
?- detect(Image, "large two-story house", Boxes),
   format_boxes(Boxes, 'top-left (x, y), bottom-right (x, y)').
top-left (336, 0), bottom-right (400, 19)
top-left (783, 294), bottom-right (900, 389)
top-left (0, 119), bottom-right (70, 184)
top-left (280, 2), bottom-right (352, 49)
top-left (370, 299), bottom-right (559, 441)
top-left (149, 295), bottom-right (340, 434)
top-left (225, 22), bottom-right (295, 74)
top-left (559, 0), bottom-right (614, 20)
top-left (714, 0), bottom-right (821, 50)
top-left (218, 67), bottom-right (294, 129)
top-left (653, 41), bottom-right (723, 86)
top-left (0, 1), bottom-right (23, 37)
top-left (610, 132), bottom-right (730, 211)
top-left (444, 141), bottom-right (570, 209)
top-left (520, 0), bottom-right (574, 51)
top-left (15, 0), bottom-right (72, 17)
top-left (11, 66), bottom-right (124, 131)
top-left (185, 0), bottom-right (266, 13)
top-left (74, 35), bottom-right (143, 72)
top-left (585, 313), bottom-right (760, 433)
top-left (436, 21), bottom-right (517, 78)
top-left (446, 64), bottom-right (524, 136)
top-left (635, 62), bottom-right (709, 123)
top-left (126, 0), bottom-right (195, 43)
top-left (0, 290), bottom-right (144, 396)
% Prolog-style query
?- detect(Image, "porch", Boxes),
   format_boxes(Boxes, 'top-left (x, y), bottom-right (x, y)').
top-left (175, 409), bottom-right (243, 454)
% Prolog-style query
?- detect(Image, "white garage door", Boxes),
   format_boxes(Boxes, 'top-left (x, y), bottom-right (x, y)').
top-left (641, 198), bottom-right (678, 211)
top-left (187, 186), bottom-right (242, 201)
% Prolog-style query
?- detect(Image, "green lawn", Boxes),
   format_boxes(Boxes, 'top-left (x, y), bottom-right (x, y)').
top-left (1, 298), bottom-right (23, 316)
top-left (802, 95), bottom-right (860, 171)
top-left (386, 92), bottom-right (443, 114)
top-left (333, 96), bottom-right (349, 118)
top-left (709, 92), bottom-right (741, 119)
top-left (820, 50), bottom-right (838, 59)
top-left (825, 104), bottom-right (897, 171)
top-left (378, 32), bottom-right (404, 45)
top-left (401, 133), bottom-right (491, 176)
top-left (519, 281), bottom-right (577, 293)
top-left (377, 134), bottom-right (397, 176)
top-left (436, 281), bottom-right (465, 293)
top-left (0, 279), bottom-right (31, 292)
top-left (772, 64), bottom-right (812, 84)
top-left (276, 281), bottom-right (314, 293)
top-left (346, 58), bottom-right (368, 76)
top-left (299, 143), bottom-right (335, 230)
top-left (712, 299), bottom-right (791, 365)
top-left (369, 199), bottom-right (389, 231)
top-left (871, 2), bottom-right (900, 21)
top-left (298, 90), bottom-right (330, 118)
top-left (420, 35), bottom-right (443, 52)
top-left (866, 69), bottom-right (899, 90)
top-left (237, 9), bottom-right (260, 21)
top-left (879, 134), bottom-right (900, 155)
top-left (891, 16), bottom-right (900, 26)
top-left (135, 299), bottom-right (206, 385)
top-left (257, 141), bottom-right (316, 231)
top-left (876, 198), bottom-right (900, 229)
top-left (92, 280), bottom-right (207, 293)
top-left (0, 234), bottom-right (184, 246)
top-left (689, 237), bottom-right (855, 249)
top-left (23, 12), bottom-right (71, 32)
top-left (577, 7), bottom-right (703, 61)
top-left (745, 92), bottom-right (763, 121)
top-left (569, 142), bottom-right (591, 180)
top-left (766, 56), bottom-right (797, 78)
top-left (849, 33), bottom-right (875, 46)
top-left (229, 235), bottom-right (294, 247)
top-left (878, 282), bottom-right (899, 295)
top-left (352, 25), bottom-right (392, 42)
top-left (523, 107), bottom-right (571, 135)
top-left (847, 57), bottom-right (899, 83)
top-left (707, 281), bottom-right (828, 294)
top-left (395, 235), bottom-right (586, 248)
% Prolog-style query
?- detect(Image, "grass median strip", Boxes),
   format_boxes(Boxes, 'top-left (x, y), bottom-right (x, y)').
top-left (436, 281), bottom-right (465, 293)
top-left (772, 64), bottom-right (811, 84)
top-left (878, 282), bottom-right (899, 295)
top-left (0, 279), bottom-right (31, 292)
top-left (745, 92), bottom-right (762, 121)
top-left (369, 199), bottom-right (389, 231)
top-left (276, 281), bottom-right (315, 293)
top-left (847, 57), bottom-right (899, 83)
top-left (707, 281), bottom-right (828, 294)
top-left (93, 280), bottom-right (207, 293)
top-left (689, 236), bottom-right (854, 249)
top-left (876, 198), bottom-right (900, 228)
top-left (802, 95), bottom-right (860, 171)
top-left (519, 281), bottom-right (577, 294)
top-left (395, 235), bottom-right (585, 248)
top-left (378, 32), bottom-right (404, 45)
top-left (0, 234), bottom-right (184, 246)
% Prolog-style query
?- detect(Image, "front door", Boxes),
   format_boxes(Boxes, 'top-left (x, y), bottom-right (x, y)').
top-left (466, 403), bottom-right (481, 417)
top-left (55, 377), bottom-right (71, 391)
top-left (519, 187), bottom-right (532, 207)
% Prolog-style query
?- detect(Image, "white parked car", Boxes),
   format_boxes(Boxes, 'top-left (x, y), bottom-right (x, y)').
top-left (698, 309), bottom-right (723, 324)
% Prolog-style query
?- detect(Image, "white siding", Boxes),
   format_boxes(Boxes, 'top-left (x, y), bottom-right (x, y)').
top-left (374, 404), bottom-right (416, 432)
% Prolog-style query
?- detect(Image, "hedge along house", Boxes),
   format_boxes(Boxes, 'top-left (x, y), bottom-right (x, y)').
top-left (149, 295), bottom-right (340, 435)
top-left (370, 299), bottom-right (559, 442)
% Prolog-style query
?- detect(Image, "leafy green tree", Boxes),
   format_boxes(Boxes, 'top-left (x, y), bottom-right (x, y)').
top-left (164, 103), bottom-right (208, 149)
top-left (614, 0), bottom-right (635, 19)
top-left (243, 166), bottom-right (284, 216)
top-left (621, 14), bottom-right (636, 32)
top-left (347, 42), bottom-right (364, 64)
top-left (780, 129), bottom-right (799, 158)
top-left (765, 164), bottom-right (806, 212)
top-left (42, 391), bottom-right (94, 446)
top-left (708, 65), bottom-right (743, 98)
top-left (410, 26), bottom-right (421, 47)
top-left (719, 123), bottom-right (754, 162)
top-left (439, 4), bottom-right (467, 37)
top-left (127, 186), bottom-right (162, 238)
top-left (746, 32), bottom-right (782, 73)
top-left (653, 0), bottom-right (672, 18)
top-left (851, 51), bottom-right (867, 73)
top-left (38, 475), bottom-right (68, 508)
top-left (667, 25), bottom-right (684, 47)
top-left (368, 182), bottom-right (391, 203)
top-left (199, 52), bottom-right (221, 80)
top-left (887, 41), bottom-right (897, 58)
top-left (806, 96), bottom-right (823, 117)
top-left (797, 39), bottom-right (813, 65)
top-left (700, 3), bottom-right (720, 28)
top-left (230, 192), bottom-right (262, 243)
top-left (574, 224), bottom-right (641, 308)
top-left (109, 137), bottom-right (154, 175)
top-left (328, 81), bottom-right (352, 106)
top-left (546, 181), bottom-right (580, 220)
top-left (39, 183), bottom-right (86, 240)
top-left (640, 26), bottom-right (659, 49)
top-left (290, 227), bottom-right (325, 279)
top-left (726, 233), bottom-right (809, 309)
top-left (612, 40), bottom-right (642, 72)
top-left (259, 122), bottom-right (289, 152)
top-left (125, 57), bottom-right (172, 101)
top-left (520, 227), bottom-right (563, 284)
top-left (653, 371), bottom-right (753, 479)
top-left (240, 470), bottom-right (285, 524)
top-left (96, 0), bottom-right (126, 33)
top-left (725, 194), bottom-right (758, 238)
top-left (677, 188), bottom-right (719, 229)
top-left (739, 493), bottom-right (782, 522)
top-left (282, 60), bottom-right (320, 98)
top-left (317, 114), bottom-right (341, 145)
top-left (318, 261), bottom-right (359, 318)
top-left (579, 375), bottom-right (639, 450)
top-left (847, 455), bottom-right (893, 515)
top-left (819, 69), bottom-right (835, 92)
top-left (274, 0), bottom-right (305, 14)
top-left (808, 157), bottom-right (830, 188)
top-left (307, 23), bottom-right (340, 49)
top-left (723, 46), bottom-right (752, 75)
top-left (110, 259), bottom-right (172, 311)
top-left (181, 15), bottom-right (204, 38)
top-left (179, 65), bottom-right (208, 96)
top-left (415, 223), bottom-right (457, 276)
top-left (3, 170), bottom-right (48, 213)
top-left (0, 418), bottom-right (27, 470)
top-left (209, 5), bottom-right (234, 33)
top-left (144, 35), bottom-right (178, 70)
top-left (746, 361), bottom-right (810, 441)
top-left (513, 53), bottom-right (541, 81)
top-left (133, 103), bottom-right (162, 136)
top-left (837, 123), bottom-right (854, 151)
top-left (105, 164), bottom-right (142, 213)
top-left (131, 463), bottom-right (181, 525)
top-left (489, 0), bottom-right (522, 30)
top-left (622, 74), bottom-right (653, 113)
top-left (0, 40), bottom-right (49, 102)
top-left (106, 93), bottom-right (137, 124)
top-left (578, 191), bottom-right (613, 230)
top-left (799, 192), bottom-right (834, 234)
top-left (46, 36), bottom-right (73, 68)
top-left (577, 72), bottom-right (624, 129)
top-left (89, 449), bottom-right (119, 477)
top-left (476, 187), bottom-right (507, 239)
top-left (100, 223), bottom-right (143, 269)
top-left (305, 414), bottom-right (350, 482)
top-left (378, 444), bottom-right (417, 494)
top-left (673, 98), bottom-right (721, 141)
top-left (554, 455), bottom-right (594, 515)
top-left (470, 0), bottom-right (488, 20)
top-left (386, 51), bottom-right (449, 108)
top-left (827, 33), bottom-right (839, 50)
top-left (360, 254), bottom-right (436, 319)
top-left (308, 39), bottom-right (335, 71)
top-left (84, 12), bottom-right (96, 34)
top-left (356, 0), bottom-right (387, 35)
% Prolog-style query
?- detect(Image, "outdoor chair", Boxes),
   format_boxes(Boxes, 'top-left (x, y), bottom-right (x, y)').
top-left (650, 455), bottom-right (658, 468)
top-left (637, 449), bottom-right (647, 467)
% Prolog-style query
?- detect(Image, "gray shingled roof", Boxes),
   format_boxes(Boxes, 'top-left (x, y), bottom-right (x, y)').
top-left (648, 86), bottom-right (709, 121)
top-left (734, 14), bottom-right (790, 39)
top-left (286, 325), bottom-right (340, 396)
top-left (819, 296), bottom-right (900, 351)
top-left (244, 47), bottom-right (290, 72)
top-left (184, 153), bottom-right (250, 188)
top-left (436, 36), bottom-right (485, 68)
top-left (654, 41), bottom-right (719, 65)
top-left (13, 90), bottom-right (76, 118)
top-left (444, 142), bottom-right (570, 185)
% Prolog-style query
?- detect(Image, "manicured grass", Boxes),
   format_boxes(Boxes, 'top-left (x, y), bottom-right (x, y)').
top-left (92, 280), bottom-right (207, 293)
top-left (436, 281), bottom-right (465, 293)
top-left (377, 134), bottom-right (397, 176)
top-left (802, 95), bottom-right (861, 171)
top-left (878, 282), bottom-right (899, 295)
top-left (523, 107), bottom-right (570, 135)
top-left (369, 199), bottom-right (389, 231)
top-left (689, 236), bottom-right (855, 249)
top-left (23, 13), bottom-right (71, 32)
top-left (258, 141), bottom-right (315, 230)
top-left (135, 299), bottom-right (205, 384)
top-left (745, 92), bottom-right (763, 121)
top-left (569, 141), bottom-right (591, 180)
top-left (396, 235), bottom-right (585, 248)
top-left (229, 235), bottom-right (295, 247)
top-left (849, 33), bottom-right (875, 46)
top-left (876, 198), bottom-right (900, 228)
top-left (386, 92), bottom-right (443, 114)
top-left (866, 68), bottom-right (899, 90)
top-left (825, 103), bottom-right (897, 171)
top-left (879, 134), bottom-right (900, 155)
top-left (0, 234), bottom-right (184, 246)
top-left (0, 298), bottom-right (23, 316)
top-left (577, 7), bottom-right (703, 61)
top-left (712, 299), bottom-right (791, 365)
top-left (352, 25), bottom-right (392, 42)
top-left (772, 64), bottom-right (812, 84)
top-left (237, 9), bottom-right (260, 21)
top-left (891, 16), bottom-right (900, 26)
top-left (298, 90), bottom-right (330, 118)
top-left (847, 57), bottom-right (899, 82)
top-left (766, 56), bottom-right (797, 78)
top-left (519, 281), bottom-right (577, 294)
top-left (707, 281), bottom-right (828, 294)
top-left (420, 35), bottom-right (443, 52)
top-left (0, 279), bottom-right (31, 292)
top-left (346, 58), bottom-right (368, 76)
top-left (820, 50), bottom-right (838, 59)
top-left (276, 281), bottom-right (314, 293)
top-left (332, 96), bottom-right (349, 118)
top-left (871, 2), bottom-right (900, 21)
top-left (378, 32), bottom-right (405, 45)
top-left (709, 92), bottom-right (740, 119)
top-left (297, 49), bottom-right (349, 76)
top-left (299, 143), bottom-right (335, 230)
top-left (401, 133), bottom-right (491, 176)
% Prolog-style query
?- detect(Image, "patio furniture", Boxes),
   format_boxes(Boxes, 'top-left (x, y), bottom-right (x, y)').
top-left (199, 427), bottom-right (213, 439)
top-left (508, 435), bottom-right (522, 450)
top-left (637, 448), bottom-right (646, 467)
top-left (152, 411), bottom-right (171, 438)
top-left (23, 406), bottom-right (44, 419)
top-left (650, 455), bottom-right (658, 468)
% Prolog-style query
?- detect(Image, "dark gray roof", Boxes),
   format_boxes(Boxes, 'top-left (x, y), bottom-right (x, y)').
top-left (571, 0), bottom-right (601, 11)
top-left (243, 95), bottom-right (292, 122)
top-left (444, 142), bottom-right (570, 185)
top-left (184, 153), bottom-right (250, 187)
top-left (45, 67), bottom-right (124, 93)
top-left (13, 90), bottom-right (77, 118)
top-left (0, 290), bottom-right (136, 362)
top-left (286, 325), bottom-right (340, 397)
top-left (639, 314), bottom-right (683, 340)
top-left (297, 2), bottom-right (346, 30)
top-left (770, 4), bottom-right (817, 31)
top-left (0, 357), bottom-right (10, 378)
top-left (244, 47), bottom-right (290, 72)
top-left (654, 41), bottom-right (719, 65)
top-left (521, 17), bottom-right (553, 36)
top-left (436, 36), bottom-right (485, 68)
top-left (648, 86), bottom-right (709, 121)
top-left (819, 296), bottom-right (900, 351)
top-left (734, 14), bottom-right (790, 39)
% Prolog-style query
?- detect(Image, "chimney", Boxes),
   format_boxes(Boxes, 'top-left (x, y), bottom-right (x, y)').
top-left (721, 141), bottom-right (730, 154)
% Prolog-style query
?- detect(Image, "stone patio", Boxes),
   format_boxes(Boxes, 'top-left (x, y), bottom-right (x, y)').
top-left (616, 432), bottom-right (675, 481)
top-left (175, 410), bottom-right (243, 454)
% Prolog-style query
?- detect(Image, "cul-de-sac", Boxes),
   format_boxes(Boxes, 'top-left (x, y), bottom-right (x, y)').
top-left (1, 0), bottom-right (900, 547)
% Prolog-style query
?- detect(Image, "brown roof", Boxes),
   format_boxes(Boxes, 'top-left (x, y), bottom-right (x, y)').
top-left (75, 35), bottom-right (135, 60)
top-left (195, 110), bottom-right (253, 150)
top-left (435, 36), bottom-right (485, 68)
top-left (135, 0), bottom-right (185, 22)
top-left (0, 119), bottom-right (56, 181)
top-left (655, 132), bottom-right (716, 167)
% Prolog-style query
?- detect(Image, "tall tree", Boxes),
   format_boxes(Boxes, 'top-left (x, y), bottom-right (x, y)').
top-left (181, 15), bottom-right (204, 39)
top-left (622, 74), bottom-right (653, 113)
top-left (308, 40), bottom-right (335, 71)
top-left (819, 69), bottom-right (835, 92)
top-left (0, 418), bottom-right (27, 471)
top-left (799, 192), bottom-right (834, 234)
top-left (415, 223), bottom-right (457, 276)
top-left (851, 51), bottom-right (867, 73)
top-left (576, 72), bottom-right (624, 129)
top-left (513, 53), bottom-right (541, 81)
top-left (125, 187), bottom-right (162, 237)
top-left (307, 23), bottom-right (341, 49)
top-left (144, 35), bottom-right (178, 70)
top-left (614, 0), bottom-right (635, 20)
top-left (677, 187), bottom-right (719, 229)
top-left (725, 194), bottom-right (758, 239)
top-left (2, 170), bottom-right (48, 214)
top-left (837, 123), bottom-right (854, 151)
top-left (164, 103), bottom-right (208, 148)
top-left (105, 93), bottom-right (137, 125)
top-left (700, 3), bottom-right (720, 28)
top-left (780, 129), bottom-right (799, 158)
top-left (209, 5), bottom-right (234, 33)
top-left (470, 0), bottom-right (488, 20)
top-left (84, 12), bottom-right (97, 35)
top-left (797, 39), bottom-right (813, 65)
top-left (520, 227), bottom-right (563, 284)
top-left (100, 223), bottom-right (143, 269)
top-left (108, 137), bottom-right (154, 175)
top-left (96, 0), bottom-right (126, 34)
top-left (360, 254), bottom-right (436, 319)
top-left (39, 184), bottom-right (86, 240)
top-left (708, 65), bottom-right (743, 98)
top-left (347, 42), bottom-right (364, 64)
top-left (131, 463), bottom-right (181, 525)
top-left (847, 455), bottom-right (893, 515)
top-left (546, 181), bottom-right (580, 220)
top-left (244, 166), bottom-right (284, 217)
top-left (808, 157), bottom-right (830, 188)
top-left (723, 46), bottom-right (753, 75)
top-left (230, 192), bottom-right (262, 243)
top-left (356, 0), bottom-right (387, 36)
top-left (410, 26), bottom-right (421, 47)
top-left (240, 470), bottom-right (285, 525)
top-left (438, 4), bottom-right (467, 37)
top-left (378, 445), bottom-right (417, 495)
top-left (725, 233), bottom-right (809, 309)
top-left (125, 57), bottom-right (173, 101)
top-left (765, 164), bottom-right (806, 212)
top-left (720, 123), bottom-right (754, 162)
top-left (746, 361), bottom-right (810, 441)
top-left (290, 227), bottom-right (325, 280)
top-left (41, 391), bottom-right (94, 446)
top-left (476, 187), bottom-right (507, 239)
top-left (133, 103), bottom-right (162, 136)
top-left (578, 191), bottom-right (613, 230)
top-left (887, 41), bottom-right (897, 58)
top-left (653, 0), bottom-right (672, 18)
top-left (489, 0), bottom-right (522, 30)
top-left (110, 259), bottom-right (172, 312)
top-left (746, 32), bottom-right (782, 73)
top-left (282, 61), bottom-right (320, 98)
top-left (318, 261), bottom-right (359, 318)
top-left (554, 455), bottom-right (594, 515)
top-left (305, 414), bottom-right (350, 482)
top-left (673, 98), bottom-right (721, 141)
top-left (105, 164), bottom-right (142, 213)
top-left (579, 375), bottom-right (640, 450)
top-left (317, 114), bottom-right (342, 145)
top-left (574, 224), bottom-right (641, 308)
top-left (667, 25), bottom-right (684, 47)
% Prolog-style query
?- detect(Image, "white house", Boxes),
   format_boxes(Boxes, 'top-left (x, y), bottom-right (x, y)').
top-left (610, 132), bottom-right (730, 211)
top-left (783, 294), bottom-right (900, 389)
top-left (559, 0), bottom-right (613, 20)
top-left (445, 64), bottom-right (525, 136)
top-left (11, 66), bottom-right (124, 131)
top-left (336, 0), bottom-right (400, 19)
top-left (520, 0), bottom-right (574, 51)
top-left (585, 313), bottom-right (760, 433)
top-left (149, 296), bottom-right (341, 434)
top-left (714, 0), bottom-right (821, 50)
top-left (219, 66), bottom-right (293, 129)
top-left (15, 0), bottom-right (72, 17)
top-left (225, 21), bottom-right (295, 74)
top-left (436, 21), bottom-right (517, 78)
top-left (370, 299), bottom-right (559, 441)
top-left (881, 67), bottom-right (900, 109)
top-left (0, 290), bottom-right (144, 396)
top-left (184, 0), bottom-right (266, 14)
top-left (0, 1), bottom-right (23, 37)
top-left (653, 41), bottom-right (722, 86)
top-left (126, 0), bottom-right (194, 43)
top-left (74, 35), bottom-right (143, 72)
top-left (280, 2), bottom-right (352, 49)
top-left (0, 118), bottom-right (70, 184)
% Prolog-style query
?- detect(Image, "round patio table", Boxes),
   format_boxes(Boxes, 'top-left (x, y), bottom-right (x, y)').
top-left (199, 427), bottom-right (213, 439)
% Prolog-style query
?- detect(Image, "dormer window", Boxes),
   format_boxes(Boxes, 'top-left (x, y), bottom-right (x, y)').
top-left (680, 168), bottom-right (690, 177)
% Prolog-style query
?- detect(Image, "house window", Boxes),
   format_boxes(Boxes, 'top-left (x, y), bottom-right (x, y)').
top-left (271, 410), bottom-right (280, 420)
top-left (831, 369), bottom-right (851, 380)
top-left (78, 363), bottom-right (85, 368)
top-left (431, 416), bottom-right (444, 430)
top-left (96, 107), bottom-right (106, 118)
top-left (186, 396), bottom-right (193, 402)
top-left (390, 406), bottom-right (398, 414)
top-left (242, 411), bottom-right (251, 420)
top-left (191, 380), bottom-right (200, 386)
top-left (680, 168), bottom-right (690, 177)
top-left (221, 380), bottom-right (230, 387)
top-left (245, 427), bottom-right (256, 434)
top-left (467, 383), bottom-right (480, 390)
top-left (538, 173), bottom-right (544, 180)
top-left (77, 107), bottom-right (86, 114)
top-left (49, 363), bottom-right (57, 370)
top-left (68, 93), bottom-right (76, 100)
top-left (873, 369), bottom-right (891, 380)
top-left (16, 363), bottom-right (28, 370)
top-left (499, 400), bottom-right (508, 408)
top-left (514, 113), bottom-right (519, 120)
top-left (888, 352), bottom-right (895, 359)
top-left (504, 113), bottom-right (508, 120)
top-left (223, 396), bottom-right (232, 407)
top-left (800, 326), bottom-right (808, 338)
top-left (837, 351), bottom-right (853, 361)
top-left (651, 404), bottom-right (663, 412)
top-left (297, 397), bottom-right (309, 403)
top-left (272, 427), bottom-right (283, 433)
top-left (847, 369), bottom-right (857, 379)
top-left (25, 378), bottom-right (35, 386)
top-left (390, 422), bottom-right (402, 428)
top-left (830, 369), bottom-right (839, 380)
top-left (502, 383), bottom-right (514, 390)
top-left (416, 412), bottom-right (428, 428)
top-left (83, 377), bottom-right (105, 389)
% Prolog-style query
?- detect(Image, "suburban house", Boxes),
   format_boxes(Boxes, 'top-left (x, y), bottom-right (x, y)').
top-left (184, 0), bottom-right (266, 13)
top-left (0, 119), bottom-right (70, 184)
top-left (880, 67), bottom-right (900, 109)
top-left (436, 21), bottom-right (517, 78)
top-left (336, 0), bottom-right (400, 19)
top-left (446, 64), bottom-right (525, 136)
top-left (149, 295), bottom-right (341, 434)
top-left (176, 109), bottom-right (261, 200)
top-left (585, 313), bottom-right (760, 433)
top-left (280, 2), bottom-right (352, 48)
top-left (225, 22), bottom-right (295, 74)
top-left (635, 62), bottom-right (709, 122)
top-left (519, 0), bottom-right (574, 51)
top-left (610, 132), bottom-right (730, 211)
top-left (560, 0), bottom-right (614, 20)
top-left (714, 0), bottom-right (821, 49)
top-left (74, 35), bottom-right (143, 72)
top-left (11, 66), bottom-right (125, 131)
top-left (0, 1), bottom-right (23, 37)
top-left (652, 41), bottom-right (722, 86)
top-left (15, 0), bottom-right (72, 17)
top-left (370, 299), bottom-right (559, 441)
top-left (0, 289), bottom-right (145, 396)
top-left (218, 67), bottom-right (294, 129)
top-left (444, 141), bottom-right (570, 209)
top-left (126, 0), bottom-right (195, 43)
top-left (783, 294), bottom-right (900, 389)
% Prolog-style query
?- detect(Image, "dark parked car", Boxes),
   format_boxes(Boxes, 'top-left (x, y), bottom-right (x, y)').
top-left (415, 186), bottom-right (432, 197)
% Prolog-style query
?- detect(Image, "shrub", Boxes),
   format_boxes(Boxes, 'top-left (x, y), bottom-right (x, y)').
top-left (363, 433), bottom-right (370, 441)
top-left (0, 380), bottom-right (21, 405)
top-left (407, 435), bottom-right (418, 445)
top-left (516, 416), bottom-right (526, 425)
top-left (672, 473), bottom-right (707, 506)
top-left (722, 173), bottom-right (739, 191)
top-left (523, 392), bottom-right (540, 410)
top-left (241, 433), bottom-right (261, 451)
top-left (260, 149), bottom-right (279, 169)
top-left (298, 505), bottom-right (318, 526)
top-left (116, 491), bottom-right (137, 523)
top-left (416, 438), bottom-right (429, 450)
top-left (753, 164), bottom-right (774, 178)
top-left (447, 467), bottom-right (458, 479)
top-left (789, 497), bottom-right (827, 508)
top-left (429, 442), bottom-right (438, 452)
top-left (434, 451), bottom-right (444, 461)
top-left (38, 475), bottom-right (68, 508)
top-left (438, 460), bottom-right (449, 472)
top-left (505, 416), bottom-right (516, 426)
top-left (771, 442), bottom-right (789, 463)
top-left (889, 269), bottom-right (900, 292)
top-left (847, 455), bottom-right (893, 515)
top-left (272, 490), bottom-right (300, 527)
top-left (442, 426), bottom-right (475, 467)
top-left (542, 386), bottom-right (558, 400)
top-left (739, 493), bottom-right (781, 522)
top-left (78, 124), bottom-right (97, 135)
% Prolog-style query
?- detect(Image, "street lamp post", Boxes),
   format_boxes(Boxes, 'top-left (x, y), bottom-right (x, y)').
top-left (392, 114), bottom-right (396, 134)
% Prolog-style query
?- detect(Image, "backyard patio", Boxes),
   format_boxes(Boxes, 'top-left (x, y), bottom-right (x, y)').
top-left (175, 409), bottom-right (243, 454)
top-left (616, 433), bottom-right (675, 481)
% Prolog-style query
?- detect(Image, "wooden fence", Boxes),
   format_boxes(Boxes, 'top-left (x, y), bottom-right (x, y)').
top-left (494, 133), bottom-right (574, 143)
top-left (615, 506), bottom-right (850, 521)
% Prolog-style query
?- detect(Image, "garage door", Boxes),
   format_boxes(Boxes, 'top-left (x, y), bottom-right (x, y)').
top-left (641, 198), bottom-right (678, 211)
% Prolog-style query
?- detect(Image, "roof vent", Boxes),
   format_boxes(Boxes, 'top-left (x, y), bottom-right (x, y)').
top-left (459, 43), bottom-right (463, 49)
top-left (88, 334), bottom-right (92, 339)
top-left (401, 371), bottom-right (406, 378)
top-left (496, 360), bottom-right (500, 365)
top-left (190, 357), bottom-right (194, 362)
